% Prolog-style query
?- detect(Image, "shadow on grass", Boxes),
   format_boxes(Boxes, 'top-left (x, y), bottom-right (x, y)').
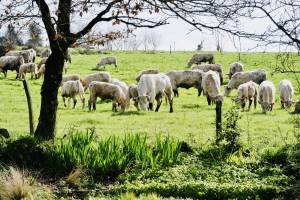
top-left (91, 68), bottom-right (107, 71)
top-left (97, 99), bottom-right (112, 104)
top-left (111, 111), bottom-right (145, 116)
top-left (181, 104), bottom-right (203, 109)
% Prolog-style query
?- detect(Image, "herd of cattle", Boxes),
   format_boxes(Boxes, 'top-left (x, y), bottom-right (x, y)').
top-left (0, 50), bottom-right (298, 114)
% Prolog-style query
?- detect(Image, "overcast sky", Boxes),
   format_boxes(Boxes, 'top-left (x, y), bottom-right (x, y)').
top-left (133, 18), bottom-right (292, 52)
top-left (84, 16), bottom-right (296, 52)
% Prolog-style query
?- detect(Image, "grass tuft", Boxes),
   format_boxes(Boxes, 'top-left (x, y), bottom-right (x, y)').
top-left (0, 167), bottom-right (32, 200)
top-left (66, 167), bottom-right (84, 186)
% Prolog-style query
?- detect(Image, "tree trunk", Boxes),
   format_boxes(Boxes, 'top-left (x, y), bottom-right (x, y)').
top-left (34, 51), bottom-right (65, 140)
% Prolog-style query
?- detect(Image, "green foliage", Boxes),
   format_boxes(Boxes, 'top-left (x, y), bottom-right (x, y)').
top-left (0, 136), bottom-right (51, 169)
top-left (261, 146), bottom-right (291, 166)
top-left (26, 22), bottom-right (43, 47)
top-left (50, 129), bottom-right (181, 180)
top-left (216, 106), bottom-right (242, 152)
top-left (109, 153), bottom-right (291, 200)
top-left (4, 24), bottom-right (23, 48)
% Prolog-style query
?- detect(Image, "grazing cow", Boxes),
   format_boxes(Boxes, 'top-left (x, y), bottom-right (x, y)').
top-left (128, 84), bottom-right (139, 110)
top-left (18, 63), bottom-right (37, 80)
top-left (88, 81), bottom-right (127, 112)
top-left (202, 70), bottom-right (223, 105)
top-left (61, 74), bottom-right (80, 86)
top-left (225, 69), bottom-right (266, 96)
top-left (0, 56), bottom-right (24, 78)
top-left (258, 80), bottom-right (275, 113)
top-left (236, 81), bottom-right (258, 111)
top-left (136, 69), bottom-right (160, 82)
top-left (192, 64), bottom-right (223, 85)
top-left (81, 72), bottom-right (111, 91)
top-left (279, 80), bottom-right (294, 109)
top-left (6, 50), bottom-right (32, 63)
top-left (187, 54), bottom-right (214, 67)
top-left (166, 70), bottom-right (203, 97)
top-left (137, 73), bottom-right (174, 112)
top-left (229, 62), bottom-right (244, 79)
top-left (96, 57), bottom-right (117, 69)
top-left (111, 78), bottom-right (130, 109)
top-left (61, 80), bottom-right (85, 109)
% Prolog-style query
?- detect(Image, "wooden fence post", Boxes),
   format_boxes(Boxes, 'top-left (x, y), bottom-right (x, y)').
top-left (216, 100), bottom-right (222, 142)
top-left (22, 80), bottom-right (34, 135)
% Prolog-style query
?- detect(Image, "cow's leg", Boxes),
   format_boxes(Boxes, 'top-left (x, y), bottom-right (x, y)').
top-left (248, 98), bottom-right (252, 111)
top-left (88, 100), bottom-right (92, 111)
top-left (155, 95), bottom-right (162, 112)
top-left (112, 101), bottom-right (118, 112)
top-left (198, 87), bottom-right (203, 96)
top-left (67, 98), bottom-right (71, 108)
top-left (281, 100), bottom-right (285, 109)
top-left (270, 103), bottom-right (274, 111)
top-left (169, 97), bottom-right (173, 113)
top-left (254, 96), bottom-right (257, 109)
top-left (93, 101), bottom-right (96, 110)
top-left (173, 89), bottom-right (179, 97)
top-left (207, 96), bottom-right (211, 105)
top-left (149, 102), bottom-right (153, 111)
top-left (63, 96), bottom-right (67, 107)
top-left (73, 97), bottom-right (77, 109)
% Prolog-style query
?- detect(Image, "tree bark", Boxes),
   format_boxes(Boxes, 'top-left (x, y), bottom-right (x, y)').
top-left (34, 50), bottom-right (65, 140)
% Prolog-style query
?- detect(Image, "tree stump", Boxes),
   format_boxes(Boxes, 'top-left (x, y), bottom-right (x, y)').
top-left (295, 100), bottom-right (300, 114)
top-left (0, 128), bottom-right (10, 138)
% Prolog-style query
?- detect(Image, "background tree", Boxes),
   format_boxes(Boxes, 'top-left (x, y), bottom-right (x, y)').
top-left (148, 31), bottom-right (161, 51)
top-left (4, 24), bottom-right (23, 49)
top-left (26, 23), bottom-right (43, 48)
top-left (142, 31), bottom-right (150, 51)
top-left (215, 31), bottom-right (223, 53)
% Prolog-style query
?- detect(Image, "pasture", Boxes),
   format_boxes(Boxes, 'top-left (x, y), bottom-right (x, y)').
top-left (1, 50), bottom-right (300, 199)
top-left (0, 51), bottom-right (299, 145)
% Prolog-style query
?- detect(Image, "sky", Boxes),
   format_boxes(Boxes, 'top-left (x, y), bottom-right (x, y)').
top-left (133, 18), bottom-right (286, 52)
top-left (77, 16), bottom-right (294, 52)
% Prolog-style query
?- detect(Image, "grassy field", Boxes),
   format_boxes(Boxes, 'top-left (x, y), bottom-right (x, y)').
top-left (0, 51), bottom-right (299, 146)
top-left (1, 50), bottom-right (300, 199)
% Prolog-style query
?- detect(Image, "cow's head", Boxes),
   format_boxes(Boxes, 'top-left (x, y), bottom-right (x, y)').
top-left (137, 95), bottom-right (150, 111)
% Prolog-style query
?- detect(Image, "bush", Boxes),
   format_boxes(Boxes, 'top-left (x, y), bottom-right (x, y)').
top-left (0, 136), bottom-right (51, 170)
top-left (261, 146), bottom-right (291, 166)
top-left (216, 106), bottom-right (242, 152)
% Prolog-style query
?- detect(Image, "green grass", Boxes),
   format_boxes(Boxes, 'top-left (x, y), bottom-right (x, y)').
top-left (0, 51), bottom-right (299, 147)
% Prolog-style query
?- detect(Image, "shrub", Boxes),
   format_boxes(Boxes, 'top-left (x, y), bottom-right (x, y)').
top-left (216, 106), bottom-right (242, 152)
top-left (261, 146), bottom-right (291, 166)
top-left (0, 136), bottom-right (51, 169)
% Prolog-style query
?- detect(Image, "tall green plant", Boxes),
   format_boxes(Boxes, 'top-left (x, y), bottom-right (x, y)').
top-left (216, 106), bottom-right (242, 152)
top-left (50, 129), bottom-right (181, 180)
